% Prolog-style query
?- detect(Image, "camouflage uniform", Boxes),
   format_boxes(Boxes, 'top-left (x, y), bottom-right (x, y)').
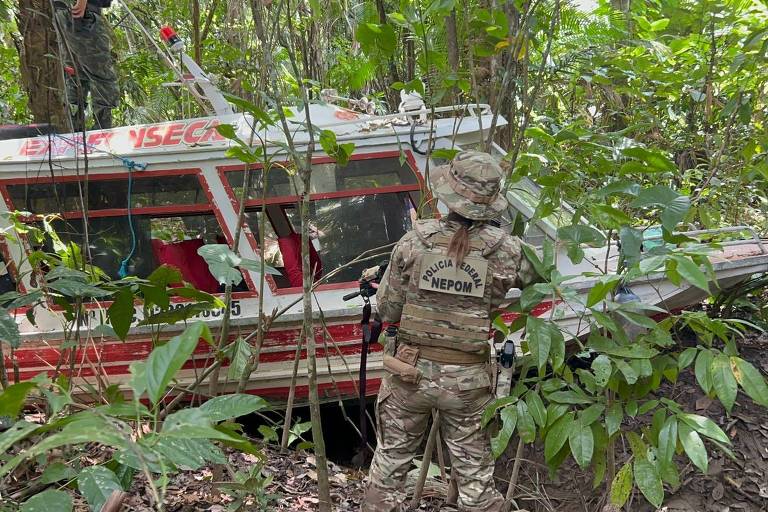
top-left (54, 0), bottom-right (119, 131)
top-left (362, 152), bottom-right (540, 512)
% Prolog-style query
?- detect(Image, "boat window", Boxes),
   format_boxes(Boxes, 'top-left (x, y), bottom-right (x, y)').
top-left (245, 193), bottom-right (415, 288)
top-left (225, 157), bottom-right (419, 200)
top-left (5, 172), bottom-right (246, 294)
top-left (7, 174), bottom-right (207, 214)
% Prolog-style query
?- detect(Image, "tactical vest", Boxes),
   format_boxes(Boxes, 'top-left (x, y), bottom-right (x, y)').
top-left (396, 220), bottom-right (505, 362)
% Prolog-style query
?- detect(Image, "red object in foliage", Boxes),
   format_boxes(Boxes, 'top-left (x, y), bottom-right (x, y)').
top-left (277, 233), bottom-right (323, 288)
top-left (150, 238), bottom-right (221, 293)
top-left (159, 26), bottom-right (177, 42)
top-left (64, 66), bottom-right (75, 77)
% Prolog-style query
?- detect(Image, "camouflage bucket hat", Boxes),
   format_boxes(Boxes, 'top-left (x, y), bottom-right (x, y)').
top-left (429, 151), bottom-right (508, 220)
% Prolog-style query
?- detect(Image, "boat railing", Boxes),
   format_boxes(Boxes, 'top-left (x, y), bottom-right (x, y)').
top-left (643, 226), bottom-right (767, 255)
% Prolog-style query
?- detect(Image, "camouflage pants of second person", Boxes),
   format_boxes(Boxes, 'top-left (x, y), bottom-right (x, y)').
top-left (54, 6), bottom-right (119, 130)
top-left (361, 359), bottom-right (504, 512)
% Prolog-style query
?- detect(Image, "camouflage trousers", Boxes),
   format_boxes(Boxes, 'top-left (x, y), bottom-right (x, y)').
top-left (54, 6), bottom-right (119, 131)
top-left (362, 359), bottom-right (504, 512)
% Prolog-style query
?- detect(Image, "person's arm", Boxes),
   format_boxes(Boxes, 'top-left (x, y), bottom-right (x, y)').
top-left (374, 238), bottom-right (412, 324)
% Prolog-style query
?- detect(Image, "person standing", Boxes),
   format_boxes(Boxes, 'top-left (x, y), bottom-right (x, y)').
top-left (361, 151), bottom-right (540, 512)
top-left (53, 0), bottom-right (119, 131)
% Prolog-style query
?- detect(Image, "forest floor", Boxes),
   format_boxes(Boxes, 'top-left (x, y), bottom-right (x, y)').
top-left (6, 334), bottom-right (768, 512)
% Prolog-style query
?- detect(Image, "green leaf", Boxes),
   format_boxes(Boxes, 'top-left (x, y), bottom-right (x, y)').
top-left (153, 437), bottom-right (226, 470)
top-left (355, 23), bottom-right (397, 57)
top-left (658, 416), bottom-right (678, 464)
top-left (0, 381), bottom-right (37, 417)
top-left (587, 276), bottom-right (622, 308)
top-left (227, 337), bottom-right (253, 381)
top-left (695, 349), bottom-right (714, 394)
top-left (40, 461), bottom-right (78, 485)
top-left (609, 462), bottom-right (633, 507)
top-left (0, 308), bottom-right (21, 348)
top-left (547, 390), bottom-right (592, 405)
top-left (215, 123), bottom-right (238, 140)
top-left (622, 147), bottom-right (676, 172)
top-left (525, 391), bottom-right (547, 428)
top-left (678, 422), bottom-right (708, 473)
top-left (527, 316), bottom-right (551, 372)
top-left (633, 458), bottom-right (664, 508)
top-left (605, 403), bottom-right (623, 437)
top-left (672, 256), bottom-right (710, 293)
top-left (46, 279), bottom-right (111, 298)
top-left (678, 413), bottom-right (729, 444)
top-left (591, 355), bottom-right (612, 388)
top-left (491, 406), bottom-right (517, 459)
top-left (128, 361), bottom-right (146, 398)
top-left (481, 396), bottom-right (517, 427)
top-left (199, 394), bottom-right (268, 423)
top-left (678, 347), bottom-right (698, 370)
top-left (0, 421), bottom-right (38, 453)
top-left (616, 360), bottom-right (638, 384)
top-left (568, 419), bottom-right (594, 468)
top-left (544, 412), bottom-right (574, 461)
top-left (145, 322), bottom-right (212, 404)
top-left (20, 489), bottom-right (73, 512)
top-left (730, 357), bottom-right (768, 407)
top-left (580, 404), bottom-right (605, 426)
top-left (78, 466), bottom-right (124, 512)
top-left (516, 400), bottom-right (536, 443)
top-left (711, 354), bottom-right (737, 413)
top-left (108, 287), bottom-right (135, 341)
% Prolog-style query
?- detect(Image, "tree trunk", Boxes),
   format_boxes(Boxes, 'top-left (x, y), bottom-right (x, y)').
top-left (192, 0), bottom-right (202, 64)
top-left (16, 0), bottom-right (68, 129)
top-left (446, 9), bottom-right (459, 73)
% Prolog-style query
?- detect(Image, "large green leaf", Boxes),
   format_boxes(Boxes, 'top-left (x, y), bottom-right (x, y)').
top-left (525, 391), bottom-right (547, 428)
top-left (108, 287), bottom-right (135, 341)
top-left (695, 349), bottom-right (714, 394)
top-left (547, 390), bottom-right (592, 405)
top-left (678, 413), bottom-right (729, 444)
top-left (678, 422), bottom-right (708, 473)
top-left (516, 400), bottom-right (536, 443)
top-left (199, 394), bottom-right (269, 423)
top-left (544, 411), bottom-right (574, 461)
top-left (20, 489), bottom-right (73, 512)
top-left (609, 462), bottom-right (633, 507)
top-left (78, 466), bottom-right (124, 512)
top-left (591, 355), bottom-right (612, 387)
top-left (568, 419), bottom-right (594, 468)
top-left (145, 322), bottom-right (212, 404)
top-left (605, 402), bottom-right (623, 437)
top-left (47, 279), bottom-right (111, 298)
top-left (672, 256), bottom-right (710, 293)
top-left (491, 406), bottom-right (517, 459)
top-left (730, 357), bottom-right (768, 407)
top-left (711, 354), bottom-right (737, 413)
top-left (227, 337), bottom-right (253, 381)
top-left (657, 416), bottom-right (678, 464)
top-left (161, 408), bottom-right (240, 441)
top-left (153, 437), bottom-right (226, 470)
top-left (0, 381), bottom-right (37, 417)
top-left (526, 316), bottom-right (551, 372)
top-left (621, 147), bottom-right (676, 172)
top-left (633, 458), bottom-right (663, 508)
top-left (586, 275), bottom-right (622, 308)
top-left (0, 307), bottom-right (21, 348)
top-left (0, 420), bottom-right (38, 453)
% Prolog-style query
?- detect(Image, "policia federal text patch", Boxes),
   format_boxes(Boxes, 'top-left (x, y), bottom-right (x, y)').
top-left (418, 253), bottom-right (488, 298)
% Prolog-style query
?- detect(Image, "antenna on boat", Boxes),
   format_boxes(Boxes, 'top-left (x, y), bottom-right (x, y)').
top-left (159, 26), bottom-right (234, 117)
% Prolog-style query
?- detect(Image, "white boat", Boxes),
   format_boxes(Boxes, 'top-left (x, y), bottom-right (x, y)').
top-left (1, 31), bottom-right (765, 406)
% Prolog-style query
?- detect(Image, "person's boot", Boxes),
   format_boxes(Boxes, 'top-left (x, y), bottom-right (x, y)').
top-left (93, 107), bottom-right (113, 130)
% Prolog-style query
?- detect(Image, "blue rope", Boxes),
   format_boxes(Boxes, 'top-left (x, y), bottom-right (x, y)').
top-left (118, 160), bottom-right (140, 278)
top-left (48, 134), bottom-right (148, 278)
